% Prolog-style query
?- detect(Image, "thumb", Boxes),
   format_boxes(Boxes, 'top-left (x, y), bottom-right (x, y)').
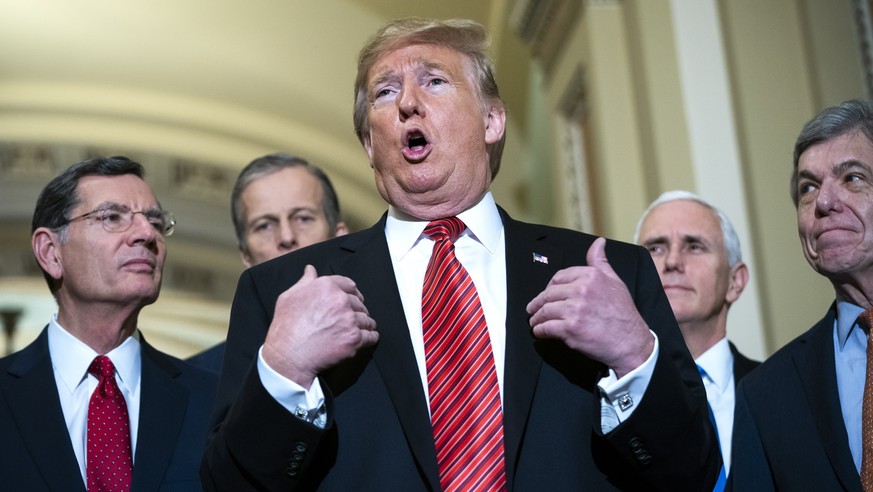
top-left (586, 237), bottom-right (614, 274)
top-left (297, 264), bottom-right (318, 284)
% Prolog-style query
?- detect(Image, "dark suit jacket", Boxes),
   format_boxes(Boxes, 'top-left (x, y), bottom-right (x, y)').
top-left (729, 303), bottom-right (861, 491)
top-left (188, 342), bottom-right (225, 375)
top-left (0, 328), bottom-right (218, 491)
top-left (729, 341), bottom-right (759, 383)
top-left (203, 210), bottom-right (720, 491)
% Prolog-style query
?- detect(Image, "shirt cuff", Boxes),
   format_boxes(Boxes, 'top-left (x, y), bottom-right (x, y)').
top-left (597, 330), bottom-right (659, 433)
top-left (257, 346), bottom-right (327, 428)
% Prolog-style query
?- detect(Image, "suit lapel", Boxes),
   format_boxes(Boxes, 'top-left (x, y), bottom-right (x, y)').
top-left (329, 218), bottom-right (441, 490)
top-left (131, 340), bottom-right (188, 491)
top-left (500, 212), bottom-right (562, 485)
top-left (729, 342), bottom-right (759, 383)
top-left (4, 328), bottom-right (86, 491)
top-left (793, 309), bottom-right (860, 491)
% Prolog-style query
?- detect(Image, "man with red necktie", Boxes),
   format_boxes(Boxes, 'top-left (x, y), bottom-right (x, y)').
top-left (203, 18), bottom-right (720, 491)
top-left (0, 156), bottom-right (217, 491)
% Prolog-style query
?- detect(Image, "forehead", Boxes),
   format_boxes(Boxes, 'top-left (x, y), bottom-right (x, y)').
top-left (241, 167), bottom-right (324, 214)
top-left (367, 43), bottom-right (472, 85)
top-left (641, 200), bottom-right (722, 240)
top-left (798, 131), bottom-right (873, 174)
top-left (74, 174), bottom-right (157, 211)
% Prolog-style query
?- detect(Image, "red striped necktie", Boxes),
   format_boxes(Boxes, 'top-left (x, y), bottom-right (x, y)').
top-left (87, 355), bottom-right (133, 492)
top-left (422, 217), bottom-right (506, 491)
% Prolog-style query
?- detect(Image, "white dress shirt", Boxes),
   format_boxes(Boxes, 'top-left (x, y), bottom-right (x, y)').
top-left (695, 337), bottom-right (735, 473)
top-left (260, 192), bottom-right (659, 432)
top-left (48, 315), bottom-right (142, 485)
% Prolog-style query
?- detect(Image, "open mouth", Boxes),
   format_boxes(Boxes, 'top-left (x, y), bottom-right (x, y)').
top-left (407, 131), bottom-right (427, 149)
top-left (402, 129), bottom-right (431, 161)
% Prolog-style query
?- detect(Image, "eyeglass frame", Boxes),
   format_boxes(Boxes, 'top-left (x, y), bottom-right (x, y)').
top-left (62, 202), bottom-right (176, 237)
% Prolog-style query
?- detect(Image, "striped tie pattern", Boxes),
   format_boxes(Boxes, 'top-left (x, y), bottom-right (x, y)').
top-left (422, 217), bottom-right (506, 491)
top-left (858, 309), bottom-right (873, 491)
top-left (87, 355), bottom-right (133, 492)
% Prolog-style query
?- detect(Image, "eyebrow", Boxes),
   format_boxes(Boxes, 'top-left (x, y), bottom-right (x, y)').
top-left (799, 159), bottom-right (869, 181)
top-left (642, 233), bottom-right (708, 246)
top-left (369, 58), bottom-right (451, 90)
top-left (641, 235), bottom-right (668, 247)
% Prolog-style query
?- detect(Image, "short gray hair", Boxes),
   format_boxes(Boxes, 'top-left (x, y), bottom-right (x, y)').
top-left (633, 190), bottom-right (742, 267)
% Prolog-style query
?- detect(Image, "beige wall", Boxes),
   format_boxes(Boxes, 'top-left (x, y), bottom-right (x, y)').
top-left (532, 0), bottom-right (865, 356)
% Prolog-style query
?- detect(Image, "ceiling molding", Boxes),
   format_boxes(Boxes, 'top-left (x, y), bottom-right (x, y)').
top-left (509, 0), bottom-right (583, 71)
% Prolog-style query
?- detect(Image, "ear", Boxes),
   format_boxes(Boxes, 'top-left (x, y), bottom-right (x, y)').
top-left (484, 103), bottom-right (506, 145)
top-left (725, 262), bottom-right (749, 304)
top-left (362, 132), bottom-right (375, 169)
top-left (32, 227), bottom-right (64, 281)
top-left (333, 221), bottom-right (349, 237)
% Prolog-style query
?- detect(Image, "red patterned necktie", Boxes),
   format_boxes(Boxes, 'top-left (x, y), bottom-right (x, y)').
top-left (422, 217), bottom-right (506, 491)
top-left (859, 309), bottom-right (873, 491)
top-left (87, 355), bottom-right (133, 492)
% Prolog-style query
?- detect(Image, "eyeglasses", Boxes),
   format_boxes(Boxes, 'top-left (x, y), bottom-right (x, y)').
top-left (64, 204), bottom-right (176, 237)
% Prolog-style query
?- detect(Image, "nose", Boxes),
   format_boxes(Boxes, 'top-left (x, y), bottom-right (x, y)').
top-left (663, 247), bottom-right (683, 272)
top-left (398, 83), bottom-right (423, 120)
top-left (277, 220), bottom-right (296, 251)
top-left (129, 213), bottom-right (158, 246)
top-left (815, 180), bottom-right (843, 216)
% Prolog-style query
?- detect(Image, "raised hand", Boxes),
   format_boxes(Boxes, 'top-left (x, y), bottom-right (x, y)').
top-left (262, 264), bottom-right (379, 388)
top-left (526, 237), bottom-right (654, 378)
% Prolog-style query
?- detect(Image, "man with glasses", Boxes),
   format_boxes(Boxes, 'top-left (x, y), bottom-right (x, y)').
top-left (0, 156), bottom-right (217, 491)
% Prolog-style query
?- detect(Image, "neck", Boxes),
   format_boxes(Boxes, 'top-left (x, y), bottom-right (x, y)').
top-left (678, 318), bottom-right (727, 360)
top-left (832, 280), bottom-right (873, 310)
top-left (56, 299), bottom-right (140, 354)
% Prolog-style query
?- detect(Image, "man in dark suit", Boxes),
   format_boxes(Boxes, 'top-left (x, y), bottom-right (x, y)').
top-left (635, 190), bottom-right (760, 476)
top-left (202, 18), bottom-right (720, 491)
top-left (187, 153), bottom-right (347, 373)
top-left (729, 99), bottom-right (873, 491)
top-left (0, 156), bottom-right (217, 491)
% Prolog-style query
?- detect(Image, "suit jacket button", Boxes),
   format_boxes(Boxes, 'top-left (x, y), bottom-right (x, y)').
top-left (293, 442), bottom-right (307, 453)
top-left (628, 437), bottom-right (652, 465)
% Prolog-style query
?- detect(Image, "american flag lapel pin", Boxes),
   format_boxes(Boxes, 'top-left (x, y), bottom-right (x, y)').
top-left (532, 252), bottom-right (548, 264)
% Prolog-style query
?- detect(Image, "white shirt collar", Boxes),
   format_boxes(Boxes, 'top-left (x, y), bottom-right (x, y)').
top-left (48, 314), bottom-right (142, 396)
top-left (385, 192), bottom-right (502, 261)
top-left (694, 337), bottom-right (733, 392)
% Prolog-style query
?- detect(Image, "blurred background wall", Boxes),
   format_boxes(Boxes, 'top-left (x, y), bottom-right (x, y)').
top-left (0, 0), bottom-right (868, 360)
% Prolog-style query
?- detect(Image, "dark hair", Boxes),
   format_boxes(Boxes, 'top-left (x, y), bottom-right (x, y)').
top-left (353, 17), bottom-right (506, 179)
top-left (31, 155), bottom-right (146, 289)
top-left (230, 153), bottom-right (342, 251)
top-left (791, 99), bottom-right (873, 206)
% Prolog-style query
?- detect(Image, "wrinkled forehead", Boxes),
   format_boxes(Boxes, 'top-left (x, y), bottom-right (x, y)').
top-left (367, 43), bottom-right (473, 86)
top-left (75, 174), bottom-right (158, 211)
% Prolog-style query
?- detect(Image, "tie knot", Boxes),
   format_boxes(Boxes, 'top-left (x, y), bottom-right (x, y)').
top-left (425, 217), bottom-right (465, 243)
top-left (859, 309), bottom-right (873, 333)
top-left (88, 355), bottom-right (116, 380)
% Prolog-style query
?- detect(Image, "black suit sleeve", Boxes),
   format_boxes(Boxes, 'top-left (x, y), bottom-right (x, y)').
top-left (202, 266), bottom-right (329, 490)
top-left (600, 242), bottom-right (722, 491)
